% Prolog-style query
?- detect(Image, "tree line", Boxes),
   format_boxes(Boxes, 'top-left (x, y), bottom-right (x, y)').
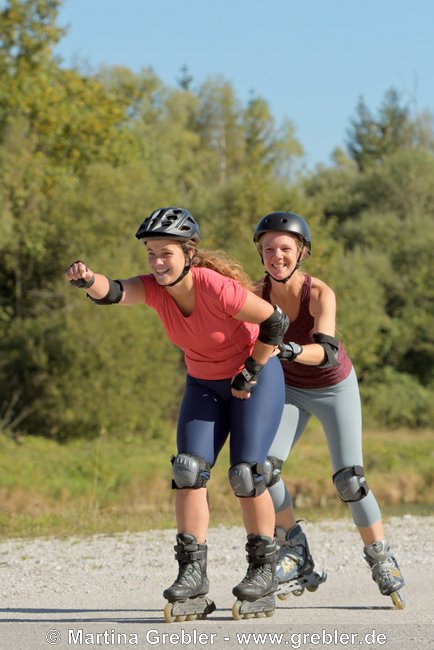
top-left (1, 0), bottom-right (433, 440)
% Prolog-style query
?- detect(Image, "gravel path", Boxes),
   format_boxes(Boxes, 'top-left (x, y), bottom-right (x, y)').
top-left (0, 515), bottom-right (433, 649)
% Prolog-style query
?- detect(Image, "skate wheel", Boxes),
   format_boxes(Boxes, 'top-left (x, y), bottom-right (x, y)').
top-left (186, 614), bottom-right (197, 621)
top-left (390, 590), bottom-right (406, 610)
top-left (254, 611), bottom-right (266, 618)
top-left (277, 592), bottom-right (289, 601)
top-left (232, 600), bottom-right (242, 620)
top-left (164, 603), bottom-right (174, 624)
top-left (265, 608), bottom-right (275, 618)
top-left (175, 615), bottom-right (187, 622)
top-left (306, 585), bottom-right (318, 592)
top-left (292, 588), bottom-right (305, 596)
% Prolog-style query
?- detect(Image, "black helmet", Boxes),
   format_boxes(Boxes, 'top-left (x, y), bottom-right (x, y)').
top-left (253, 211), bottom-right (311, 255)
top-left (135, 207), bottom-right (200, 242)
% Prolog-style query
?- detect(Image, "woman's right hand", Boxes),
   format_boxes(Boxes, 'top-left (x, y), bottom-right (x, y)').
top-left (65, 260), bottom-right (95, 288)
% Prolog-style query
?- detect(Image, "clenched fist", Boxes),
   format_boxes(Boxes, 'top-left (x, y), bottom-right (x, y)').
top-left (65, 260), bottom-right (95, 288)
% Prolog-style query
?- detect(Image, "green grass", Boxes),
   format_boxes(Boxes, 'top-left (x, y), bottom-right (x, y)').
top-left (0, 425), bottom-right (433, 540)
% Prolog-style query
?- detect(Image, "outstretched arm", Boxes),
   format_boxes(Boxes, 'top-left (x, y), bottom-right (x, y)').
top-left (65, 261), bottom-right (146, 305)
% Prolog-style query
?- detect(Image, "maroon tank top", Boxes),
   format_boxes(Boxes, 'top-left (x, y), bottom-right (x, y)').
top-left (261, 274), bottom-right (353, 388)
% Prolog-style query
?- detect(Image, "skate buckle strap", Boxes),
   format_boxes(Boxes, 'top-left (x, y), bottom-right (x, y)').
top-left (175, 548), bottom-right (207, 562)
top-left (245, 546), bottom-right (277, 564)
top-left (245, 555), bottom-right (274, 566)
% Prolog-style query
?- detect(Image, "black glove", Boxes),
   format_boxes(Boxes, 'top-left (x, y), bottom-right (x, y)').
top-left (70, 276), bottom-right (95, 288)
top-left (231, 356), bottom-right (265, 393)
top-left (278, 341), bottom-right (303, 362)
top-left (67, 261), bottom-right (95, 288)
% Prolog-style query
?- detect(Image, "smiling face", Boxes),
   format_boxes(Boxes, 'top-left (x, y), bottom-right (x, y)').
top-left (145, 239), bottom-right (188, 286)
top-left (259, 231), bottom-right (304, 281)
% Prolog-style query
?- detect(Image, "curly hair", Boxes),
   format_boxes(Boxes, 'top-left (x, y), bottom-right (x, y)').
top-left (184, 242), bottom-right (253, 290)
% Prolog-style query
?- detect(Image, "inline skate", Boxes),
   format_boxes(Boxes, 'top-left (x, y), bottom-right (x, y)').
top-left (163, 533), bottom-right (216, 622)
top-left (232, 534), bottom-right (278, 619)
top-left (275, 524), bottom-right (327, 600)
top-left (364, 540), bottom-right (405, 609)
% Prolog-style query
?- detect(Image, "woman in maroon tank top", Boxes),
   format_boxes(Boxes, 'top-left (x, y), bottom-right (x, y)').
top-left (252, 211), bottom-right (405, 609)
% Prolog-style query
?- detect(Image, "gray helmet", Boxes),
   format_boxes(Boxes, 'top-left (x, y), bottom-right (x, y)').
top-left (135, 207), bottom-right (200, 242)
top-left (253, 211), bottom-right (311, 255)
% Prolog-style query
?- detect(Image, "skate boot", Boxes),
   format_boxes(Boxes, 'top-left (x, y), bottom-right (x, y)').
top-left (364, 540), bottom-right (405, 609)
top-left (232, 535), bottom-right (278, 619)
top-left (163, 533), bottom-right (216, 622)
top-left (275, 524), bottom-right (327, 600)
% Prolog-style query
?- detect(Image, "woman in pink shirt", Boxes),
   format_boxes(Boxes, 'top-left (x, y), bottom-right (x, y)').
top-left (66, 207), bottom-right (288, 621)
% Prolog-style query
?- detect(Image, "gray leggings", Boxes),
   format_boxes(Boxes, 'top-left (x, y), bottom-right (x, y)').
top-left (268, 368), bottom-right (382, 528)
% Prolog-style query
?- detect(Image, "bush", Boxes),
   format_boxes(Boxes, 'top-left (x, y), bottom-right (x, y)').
top-left (361, 367), bottom-right (434, 428)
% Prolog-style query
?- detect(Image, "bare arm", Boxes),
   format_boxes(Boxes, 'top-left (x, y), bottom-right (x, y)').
top-left (231, 290), bottom-right (288, 399)
top-left (65, 261), bottom-right (146, 305)
top-left (294, 280), bottom-right (337, 366)
top-left (234, 290), bottom-right (277, 364)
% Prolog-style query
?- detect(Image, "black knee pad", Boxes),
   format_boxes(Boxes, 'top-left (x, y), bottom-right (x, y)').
top-left (228, 462), bottom-right (267, 497)
top-left (333, 465), bottom-right (369, 502)
top-left (171, 453), bottom-right (211, 489)
top-left (262, 455), bottom-right (283, 487)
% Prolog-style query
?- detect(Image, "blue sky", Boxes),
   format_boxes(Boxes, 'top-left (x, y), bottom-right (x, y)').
top-left (54, 0), bottom-right (434, 169)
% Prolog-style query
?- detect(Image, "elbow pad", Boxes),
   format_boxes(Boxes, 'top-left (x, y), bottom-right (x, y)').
top-left (87, 278), bottom-right (123, 305)
top-left (313, 332), bottom-right (339, 367)
top-left (258, 305), bottom-right (289, 346)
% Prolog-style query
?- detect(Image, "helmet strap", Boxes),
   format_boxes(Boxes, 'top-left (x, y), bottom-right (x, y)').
top-left (166, 263), bottom-right (191, 287)
top-left (165, 244), bottom-right (192, 287)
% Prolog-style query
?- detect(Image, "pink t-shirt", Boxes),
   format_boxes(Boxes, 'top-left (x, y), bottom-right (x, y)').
top-left (138, 266), bottom-right (258, 380)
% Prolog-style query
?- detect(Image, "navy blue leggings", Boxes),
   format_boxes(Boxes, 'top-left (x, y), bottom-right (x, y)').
top-left (176, 356), bottom-right (284, 468)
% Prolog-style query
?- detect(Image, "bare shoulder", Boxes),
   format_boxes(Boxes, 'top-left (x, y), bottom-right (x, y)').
top-left (309, 276), bottom-right (336, 313)
top-left (311, 276), bottom-right (335, 294)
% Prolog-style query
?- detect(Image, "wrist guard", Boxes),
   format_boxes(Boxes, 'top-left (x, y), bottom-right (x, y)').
top-left (68, 261), bottom-right (95, 289)
top-left (71, 276), bottom-right (95, 289)
top-left (278, 341), bottom-right (303, 362)
top-left (231, 356), bottom-right (265, 393)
